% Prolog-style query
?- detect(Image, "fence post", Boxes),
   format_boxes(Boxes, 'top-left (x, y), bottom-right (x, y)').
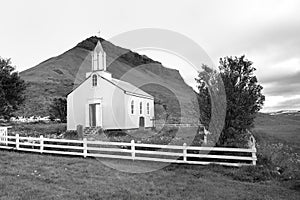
top-left (5, 128), bottom-right (8, 146)
top-left (40, 135), bottom-right (44, 154)
top-left (131, 140), bottom-right (135, 160)
top-left (252, 145), bottom-right (257, 166)
top-left (183, 143), bottom-right (187, 162)
top-left (203, 128), bottom-right (208, 145)
top-left (77, 125), bottom-right (83, 140)
top-left (83, 138), bottom-right (87, 158)
top-left (203, 135), bottom-right (207, 145)
top-left (0, 127), bottom-right (8, 146)
top-left (16, 134), bottom-right (19, 150)
top-left (250, 136), bottom-right (256, 166)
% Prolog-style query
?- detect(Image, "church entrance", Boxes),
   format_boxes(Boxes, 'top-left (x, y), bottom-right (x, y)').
top-left (87, 100), bottom-right (102, 128)
top-left (89, 103), bottom-right (102, 127)
top-left (89, 104), bottom-right (97, 127)
top-left (139, 116), bottom-right (145, 128)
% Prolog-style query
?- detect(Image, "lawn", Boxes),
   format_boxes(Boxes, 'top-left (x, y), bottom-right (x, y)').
top-left (1, 115), bottom-right (300, 199)
top-left (0, 150), bottom-right (299, 200)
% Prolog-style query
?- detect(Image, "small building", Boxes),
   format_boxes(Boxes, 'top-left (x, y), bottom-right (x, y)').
top-left (67, 41), bottom-right (155, 130)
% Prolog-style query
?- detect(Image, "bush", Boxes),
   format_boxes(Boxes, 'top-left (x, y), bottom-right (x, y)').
top-left (105, 130), bottom-right (128, 137)
top-left (49, 98), bottom-right (67, 123)
top-left (102, 127), bottom-right (179, 145)
top-left (10, 122), bottom-right (67, 137)
top-left (227, 166), bottom-right (274, 182)
top-left (142, 127), bottom-right (178, 145)
top-left (62, 130), bottom-right (79, 140)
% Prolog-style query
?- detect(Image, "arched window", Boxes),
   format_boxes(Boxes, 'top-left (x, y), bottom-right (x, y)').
top-left (147, 102), bottom-right (150, 115)
top-left (92, 74), bottom-right (97, 86)
top-left (140, 102), bottom-right (143, 114)
top-left (131, 100), bottom-right (134, 114)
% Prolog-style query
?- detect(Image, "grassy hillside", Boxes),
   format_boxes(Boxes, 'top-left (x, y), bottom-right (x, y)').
top-left (254, 112), bottom-right (300, 148)
top-left (19, 36), bottom-right (198, 122)
top-left (1, 151), bottom-right (299, 200)
top-left (252, 112), bottom-right (300, 190)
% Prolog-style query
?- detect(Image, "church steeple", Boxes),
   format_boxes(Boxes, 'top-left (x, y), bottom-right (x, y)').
top-left (92, 40), bottom-right (106, 71)
top-left (86, 39), bottom-right (111, 80)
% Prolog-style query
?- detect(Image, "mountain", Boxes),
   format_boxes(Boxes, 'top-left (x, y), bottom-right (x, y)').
top-left (19, 36), bottom-right (199, 123)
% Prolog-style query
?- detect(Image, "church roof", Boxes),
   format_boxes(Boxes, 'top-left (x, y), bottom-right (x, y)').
top-left (67, 73), bottom-right (154, 100)
top-left (109, 78), bottom-right (153, 99)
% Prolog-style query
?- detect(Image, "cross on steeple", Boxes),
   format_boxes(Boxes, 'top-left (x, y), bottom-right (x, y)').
top-left (97, 30), bottom-right (101, 37)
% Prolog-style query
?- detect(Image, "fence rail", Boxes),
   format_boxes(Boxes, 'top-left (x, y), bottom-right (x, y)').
top-left (0, 134), bottom-right (257, 167)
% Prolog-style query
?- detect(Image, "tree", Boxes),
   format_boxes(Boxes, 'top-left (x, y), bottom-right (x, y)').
top-left (0, 58), bottom-right (26, 120)
top-left (49, 97), bottom-right (67, 123)
top-left (196, 56), bottom-right (265, 147)
top-left (196, 65), bottom-right (213, 129)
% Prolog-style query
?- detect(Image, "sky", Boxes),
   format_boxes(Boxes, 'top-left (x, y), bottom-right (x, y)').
top-left (0, 0), bottom-right (299, 112)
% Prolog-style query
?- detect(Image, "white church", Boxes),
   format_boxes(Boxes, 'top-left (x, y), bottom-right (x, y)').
top-left (67, 41), bottom-right (155, 130)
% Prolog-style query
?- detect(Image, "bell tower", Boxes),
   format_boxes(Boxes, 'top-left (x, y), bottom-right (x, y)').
top-left (92, 40), bottom-right (106, 71)
top-left (86, 39), bottom-right (112, 80)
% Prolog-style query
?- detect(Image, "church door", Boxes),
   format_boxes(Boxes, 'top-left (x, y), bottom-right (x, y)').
top-left (89, 104), bottom-right (97, 127)
top-left (139, 116), bottom-right (145, 128)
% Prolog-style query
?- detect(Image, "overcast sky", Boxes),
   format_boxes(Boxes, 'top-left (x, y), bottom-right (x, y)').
top-left (0, 0), bottom-right (299, 112)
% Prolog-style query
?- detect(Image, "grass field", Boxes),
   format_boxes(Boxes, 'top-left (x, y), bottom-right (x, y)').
top-left (1, 113), bottom-right (299, 199)
top-left (1, 150), bottom-right (299, 200)
top-left (254, 113), bottom-right (300, 148)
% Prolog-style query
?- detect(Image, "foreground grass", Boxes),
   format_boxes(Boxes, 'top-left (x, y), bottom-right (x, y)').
top-left (0, 150), bottom-right (299, 200)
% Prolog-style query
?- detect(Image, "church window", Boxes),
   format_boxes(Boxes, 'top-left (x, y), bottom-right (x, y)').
top-left (140, 102), bottom-right (143, 114)
top-left (147, 102), bottom-right (150, 115)
top-left (92, 74), bottom-right (97, 86)
top-left (131, 100), bottom-right (134, 114)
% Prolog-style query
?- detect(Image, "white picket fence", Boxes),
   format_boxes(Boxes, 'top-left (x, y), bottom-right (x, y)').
top-left (0, 134), bottom-right (257, 167)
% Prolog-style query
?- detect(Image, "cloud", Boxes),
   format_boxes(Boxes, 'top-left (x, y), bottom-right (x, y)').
top-left (246, 20), bottom-right (300, 62)
top-left (264, 96), bottom-right (300, 111)
top-left (262, 70), bottom-right (300, 97)
top-left (264, 83), bottom-right (300, 97)
top-left (263, 71), bottom-right (300, 85)
top-left (217, 17), bottom-right (300, 105)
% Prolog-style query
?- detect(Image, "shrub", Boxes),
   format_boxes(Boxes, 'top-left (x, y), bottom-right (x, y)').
top-left (105, 130), bottom-right (128, 137)
top-left (227, 166), bottom-right (274, 182)
top-left (62, 130), bottom-right (79, 140)
top-left (10, 122), bottom-right (67, 137)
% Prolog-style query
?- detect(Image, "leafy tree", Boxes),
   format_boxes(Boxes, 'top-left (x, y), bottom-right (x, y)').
top-left (0, 58), bottom-right (26, 120)
top-left (196, 56), bottom-right (265, 147)
top-left (196, 65), bottom-right (213, 129)
top-left (196, 64), bottom-right (227, 145)
top-left (49, 97), bottom-right (67, 123)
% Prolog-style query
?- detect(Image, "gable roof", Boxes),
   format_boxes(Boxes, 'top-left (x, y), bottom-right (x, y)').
top-left (67, 72), bottom-right (154, 100)
top-left (109, 78), bottom-right (153, 99)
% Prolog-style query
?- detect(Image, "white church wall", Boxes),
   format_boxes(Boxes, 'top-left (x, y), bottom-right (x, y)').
top-left (67, 73), bottom-right (126, 130)
top-left (125, 94), bottom-right (154, 129)
top-left (67, 81), bottom-right (89, 130)
top-left (98, 77), bottom-right (126, 129)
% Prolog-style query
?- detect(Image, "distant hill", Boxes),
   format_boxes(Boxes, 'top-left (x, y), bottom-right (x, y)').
top-left (268, 110), bottom-right (300, 116)
top-left (254, 112), bottom-right (300, 149)
top-left (18, 36), bottom-right (199, 122)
